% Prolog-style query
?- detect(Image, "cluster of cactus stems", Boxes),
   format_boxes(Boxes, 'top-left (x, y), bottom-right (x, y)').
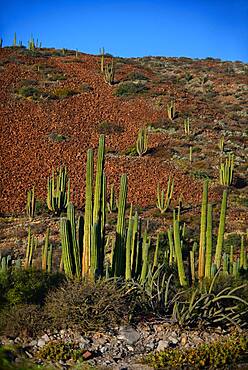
top-left (156, 177), bottom-right (174, 214)
top-left (167, 101), bottom-right (176, 121)
top-left (184, 117), bottom-right (190, 135)
top-left (104, 59), bottom-right (115, 85)
top-left (218, 136), bottom-right (225, 152)
top-left (26, 186), bottom-right (35, 220)
top-left (136, 127), bottom-right (148, 156)
top-left (47, 167), bottom-right (70, 215)
top-left (220, 153), bottom-right (234, 186)
top-left (16, 137), bottom-right (247, 289)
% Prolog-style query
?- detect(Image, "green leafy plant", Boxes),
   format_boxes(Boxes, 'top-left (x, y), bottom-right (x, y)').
top-left (114, 81), bottom-right (149, 97)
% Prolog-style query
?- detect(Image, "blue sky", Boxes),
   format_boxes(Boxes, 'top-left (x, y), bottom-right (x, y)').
top-left (1, 0), bottom-right (247, 62)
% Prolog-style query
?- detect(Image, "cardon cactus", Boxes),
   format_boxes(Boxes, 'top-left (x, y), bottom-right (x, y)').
top-left (156, 177), bottom-right (174, 214)
top-left (198, 180), bottom-right (208, 281)
top-left (136, 127), bottom-right (148, 156)
top-left (47, 167), bottom-right (70, 215)
top-left (26, 186), bottom-right (36, 220)
top-left (214, 189), bottom-right (228, 269)
top-left (104, 59), bottom-right (115, 85)
top-left (167, 100), bottom-right (176, 121)
top-left (219, 153), bottom-right (234, 186)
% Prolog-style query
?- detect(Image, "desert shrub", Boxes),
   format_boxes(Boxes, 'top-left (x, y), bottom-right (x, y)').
top-left (43, 278), bottom-right (139, 332)
top-left (53, 88), bottom-right (77, 99)
top-left (16, 86), bottom-right (40, 98)
top-left (125, 71), bottom-right (149, 81)
top-left (114, 81), bottom-right (149, 97)
top-left (145, 334), bottom-right (248, 369)
top-left (97, 121), bottom-right (124, 135)
top-left (124, 145), bottom-right (138, 156)
top-left (80, 83), bottom-right (93, 92)
top-left (0, 304), bottom-right (43, 337)
top-left (37, 341), bottom-right (82, 362)
top-left (0, 269), bottom-right (65, 307)
top-left (48, 132), bottom-right (68, 142)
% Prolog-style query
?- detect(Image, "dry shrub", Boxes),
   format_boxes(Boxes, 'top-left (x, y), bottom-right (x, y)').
top-left (43, 278), bottom-right (136, 332)
top-left (0, 304), bottom-right (43, 337)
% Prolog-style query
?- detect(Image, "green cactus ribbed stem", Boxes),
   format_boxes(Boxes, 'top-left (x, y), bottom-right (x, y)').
top-left (26, 186), bottom-right (35, 220)
top-left (125, 205), bottom-right (133, 281)
top-left (232, 260), bottom-right (238, 277)
top-left (47, 244), bottom-right (53, 273)
top-left (219, 153), bottom-right (234, 186)
top-left (90, 224), bottom-right (98, 278)
top-left (190, 250), bottom-right (195, 284)
top-left (104, 59), bottom-right (115, 85)
top-left (167, 101), bottom-right (176, 121)
top-left (82, 149), bottom-right (93, 277)
top-left (174, 220), bottom-right (187, 286)
top-left (152, 233), bottom-right (160, 272)
top-left (47, 167), bottom-right (70, 215)
top-left (168, 227), bottom-right (174, 266)
top-left (239, 234), bottom-right (245, 268)
top-left (93, 135), bottom-right (105, 225)
top-left (211, 263), bottom-right (217, 277)
top-left (113, 174), bottom-right (127, 277)
top-left (42, 228), bottom-right (50, 271)
top-left (204, 203), bottom-right (213, 279)
top-left (107, 184), bottom-right (117, 213)
top-left (136, 127), bottom-right (148, 156)
top-left (100, 47), bottom-right (105, 73)
top-left (214, 189), bottom-right (228, 269)
top-left (13, 32), bottom-right (17, 46)
top-left (60, 218), bottom-right (74, 278)
top-left (131, 211), bottom-right (139, 276)
top-left (223, 253), bottom-right (229, 274)
top-left (140, 230), bottom-right (150, 284)
top-left (229, 245), bottom-right (234, 274)
top-left (67, 202), bottom-right (81, 277)
top-left (198, 180), bottom-right (208, 281)
top-left (25, 226), bottom-right (34, 269)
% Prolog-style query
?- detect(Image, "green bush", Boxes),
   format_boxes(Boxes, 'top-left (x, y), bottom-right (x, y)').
top-left (53, 88), bottom-right (77, 99)
top-left (146, 334), bottom-right (248, 369)
top-left (125, 71), bottom-right (149, 81)
top-left (97, 121), bottom-right (124, 135)
top-left (0, 269), bottom-right (65, 307)
top-left (37, 341), bottom-right (82, 362)
top-left (114, 81), bottom-right (149, 97)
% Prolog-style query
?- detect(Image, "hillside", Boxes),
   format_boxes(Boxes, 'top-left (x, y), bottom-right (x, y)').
top-left (0, 46), bottom-right (247, 229)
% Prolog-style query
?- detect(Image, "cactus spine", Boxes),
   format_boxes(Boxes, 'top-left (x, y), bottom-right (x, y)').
top-left (136, 127), bottom-right (148, 156)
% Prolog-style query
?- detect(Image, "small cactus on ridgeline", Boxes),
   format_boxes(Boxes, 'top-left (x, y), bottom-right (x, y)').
top-left (167, 100), bottom-right (176, 121)
top-left (100, 47), bottom-right (105, 73)
top-left (219, 153), bottom-right (234, 186)
top-left (0, 38), bottom-right (3, 48)
top-left (156, 177), bottom-right (174, 214)
top-left (13, 32), bottom-right (17, 46)
top-left (136, 127), bottom-right (148, 156)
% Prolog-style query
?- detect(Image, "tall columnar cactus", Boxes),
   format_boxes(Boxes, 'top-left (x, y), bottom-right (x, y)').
top-left (240, 234), bottom-right (247, 270)
top-left (167, 100), bottom-right (176, 121)
top-left (136, 127), bottom-right (148, 156)
top-left (125, 205), bottom-right (133, 280)
top-left (47, 167), bottom-right (70, 215)
top-left (219, 153), bottom-right (234, 186)
top-left (156, 177), bottom-right (174, 214)
top-left (0, 38), bottom-right (3, 48)
top-left (173, 220), bottom-right (187, 286)
top-left (24, 226), bottom-right (37, 269)
top-left (60, 218), bottom-right (74, 278)
top-left (140, 229), bottom-right (151, 284)
top-left (42, 228), bottom-right (50, 271)
top-left (13, 32), bottom-right (17, 46)
top-left (198, 180), bottom-right (208, 281)
top-left (131, 211), bottom-right (139, 276)
top-left (218, 136), bottom-right (224, 152)
top-left (67, 202), bottom-right (82, 277)
top-left (204, 203), bottom-right (213, 279)
top-left (112, 174), bottom-right (128, 277)
top-left (167, 226), bottom-right (174, 266)
top-left (104, 59), bottom-right (115, 85)
top-left (100, 47), bottom-right (105, 73)
top-left (26, 186), bottom-right (36, 220)
top-left (82, 149), bottom-right (93, 276)
top-left (214, 189), bottom-right (228, 268)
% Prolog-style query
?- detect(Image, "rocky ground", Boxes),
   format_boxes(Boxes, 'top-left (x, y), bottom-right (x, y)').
top-left (1, 320), bottom-right (244, 369)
